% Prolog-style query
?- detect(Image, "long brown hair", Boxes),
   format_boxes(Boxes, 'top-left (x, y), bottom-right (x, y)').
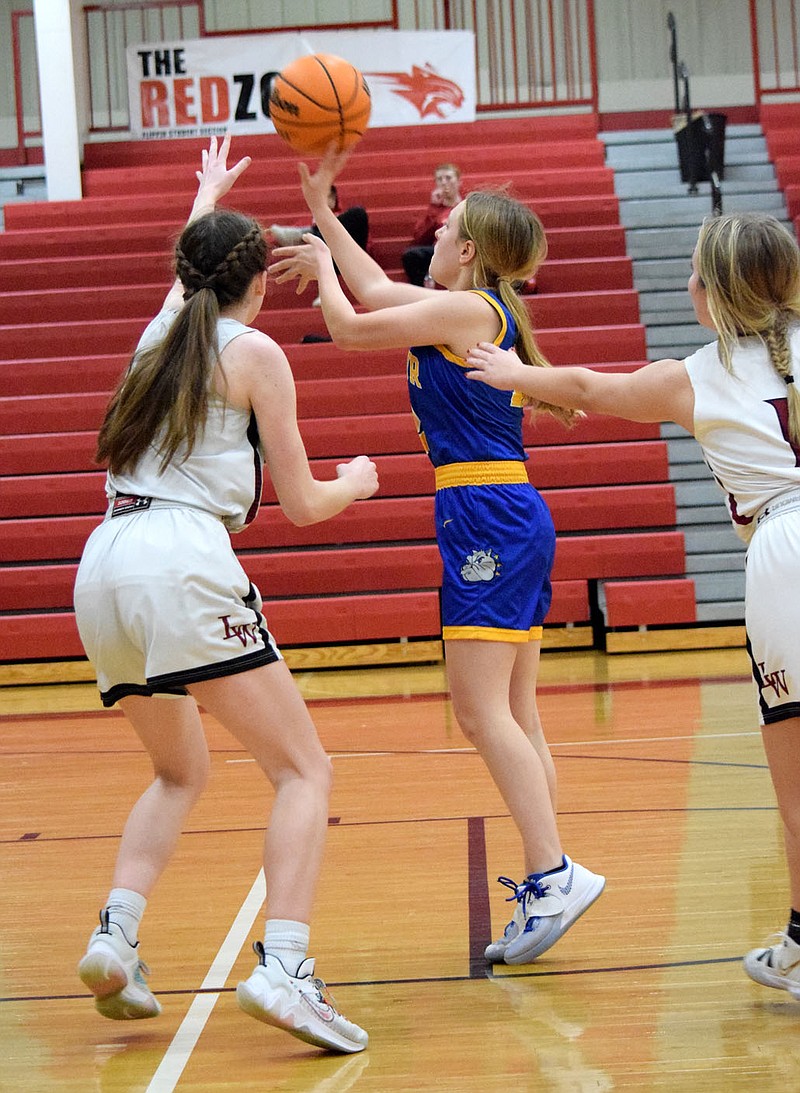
top-left (96, 209), bottom-right (267, 475)
top-left (696, 212), bottom-right (800, 443)
top-left (458, 190), bottom-right (578, 427)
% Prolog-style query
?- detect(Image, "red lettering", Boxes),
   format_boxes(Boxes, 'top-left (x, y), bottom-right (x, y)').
top-left (174, 78), bottom-right (197, 126)
top-left (200, 76), bottom-right (230, 123)
top-left (220, 615), bottom-right (258, 647)
top-left (759, 661), bottom-right (791, 698)
top-left (140, 80), bottom-right (170, 128)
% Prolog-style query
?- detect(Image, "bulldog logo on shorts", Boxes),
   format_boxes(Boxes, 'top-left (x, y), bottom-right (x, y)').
top-left (460, 548), bottom-right (501, 582)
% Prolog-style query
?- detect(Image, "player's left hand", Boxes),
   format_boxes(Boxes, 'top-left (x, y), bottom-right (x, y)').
top-left (297, 143), bottom-right (352, 213)
top-left (464, 342), bottom-right (525, 391)
top-left (195, 133), bottom-right (251, 202)
top-left (269, 233), bottom-right (333, 296)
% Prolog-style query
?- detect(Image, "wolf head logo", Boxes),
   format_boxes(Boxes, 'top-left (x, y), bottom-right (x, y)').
top-left (366, 63), bottom-right (464, 119)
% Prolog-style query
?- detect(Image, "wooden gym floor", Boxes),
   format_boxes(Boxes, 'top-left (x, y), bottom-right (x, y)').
top-left (2, 646), bottom-right (800, 1091)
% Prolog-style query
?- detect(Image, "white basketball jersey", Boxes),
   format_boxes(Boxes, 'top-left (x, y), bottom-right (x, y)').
top-left (107, 309), bottom-right (263, 532)
top-left (684, 328), bottom-right (800, 543)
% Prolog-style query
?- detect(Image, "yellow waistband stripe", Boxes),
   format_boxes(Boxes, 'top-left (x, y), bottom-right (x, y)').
top-left (435, 461), bottom-right (529, 490)
top-left (442, 625), bottom-right (544, 643)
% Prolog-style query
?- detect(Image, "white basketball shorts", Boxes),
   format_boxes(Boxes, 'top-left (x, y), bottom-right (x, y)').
top-left (745, 504), bottom-right (800, 725)
top-left (74, 503), bottom-right (281, 707)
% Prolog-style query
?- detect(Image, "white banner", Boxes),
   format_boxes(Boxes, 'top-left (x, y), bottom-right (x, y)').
top-left (126, 30), bottom-right (476, 141)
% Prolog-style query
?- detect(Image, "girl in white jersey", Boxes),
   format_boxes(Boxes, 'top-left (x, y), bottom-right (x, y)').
top-left (465, 211), bottom-right (800, 1001)
top-left (74, 136), bottom-right (376, 1053)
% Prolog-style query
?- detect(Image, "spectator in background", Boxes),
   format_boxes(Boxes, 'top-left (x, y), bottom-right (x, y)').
top-left (271, 185), bottom-right (368, 252)
top-left (272, 186), bottom-right (369, 306)
top-left (402, 163), bottom-right (462, 286)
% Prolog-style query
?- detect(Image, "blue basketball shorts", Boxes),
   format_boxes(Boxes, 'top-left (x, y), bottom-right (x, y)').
top-left (434, 476), bottom-right (556, 642)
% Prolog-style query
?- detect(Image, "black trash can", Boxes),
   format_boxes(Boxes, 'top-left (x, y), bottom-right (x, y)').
top-left (704, 111), bottom-right (727, 177)
top-left (673, 110), bottom-right (727, 185)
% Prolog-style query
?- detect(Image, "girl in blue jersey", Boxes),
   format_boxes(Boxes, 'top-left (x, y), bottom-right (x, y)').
top-left (271, 148), bottom-right (605, 965)
top-left (466, 212), bottom-right (800, 999)
top-left (75, 137), bottom-right (374, 1052)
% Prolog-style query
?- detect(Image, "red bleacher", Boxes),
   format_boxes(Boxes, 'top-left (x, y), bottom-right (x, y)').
top-left (761, 103), bottom-right (800, 227)
top-left (0, 115), bottom-right (693, 665)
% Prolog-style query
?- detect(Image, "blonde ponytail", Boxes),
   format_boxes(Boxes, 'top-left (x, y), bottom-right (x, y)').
top-left (460, 191), bottom-right (579, 428)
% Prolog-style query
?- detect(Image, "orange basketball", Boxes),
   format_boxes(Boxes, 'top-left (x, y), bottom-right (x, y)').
top-left (269, 53), bottom-right (371, 156)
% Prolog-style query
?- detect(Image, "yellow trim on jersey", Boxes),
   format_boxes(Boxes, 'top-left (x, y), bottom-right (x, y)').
top-left (442, 625), bottom-right (544, 642)
top-left (471, 289), bottom-right (509, 347)
top-left (435, 460), bottom-right (529, 490)
top-left (434, 289), bottom-right (510, 366)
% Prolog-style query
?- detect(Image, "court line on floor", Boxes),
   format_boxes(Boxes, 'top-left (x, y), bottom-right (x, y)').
top-left (5, 802), bottom-right (779, 846)
top-left (144, 869), bottom-right (265, 1093)
top-left (467, 816), bottom-right (491, 978)
top-left (220, 729), bottom-right (764, 765)
top-left (2, 952), bottom-right (747, 1007)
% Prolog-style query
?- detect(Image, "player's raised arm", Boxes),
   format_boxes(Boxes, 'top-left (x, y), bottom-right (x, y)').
top-left (162, 135), bottom-right (251, 311)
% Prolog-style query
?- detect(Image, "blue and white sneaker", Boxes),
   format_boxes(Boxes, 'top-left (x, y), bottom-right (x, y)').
top-left (485, 855), bottom-right (605, 965)
top-left (78, 908), bottom-right (161, 1019)
top-left (484, 877), bottom-right (532, 962)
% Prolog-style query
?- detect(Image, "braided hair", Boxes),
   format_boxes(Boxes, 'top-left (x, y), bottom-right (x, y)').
top-left (97, 209), bottom-right (267, 475)
top-left (695, 212), bottom-right (800, 445)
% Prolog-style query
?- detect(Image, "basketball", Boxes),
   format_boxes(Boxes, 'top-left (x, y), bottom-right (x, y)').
top-left (269, 53), bottom-right (371, 156)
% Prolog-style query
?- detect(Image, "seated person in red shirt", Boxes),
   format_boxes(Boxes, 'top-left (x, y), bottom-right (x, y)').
top-left (401, 163), bottom-right (462, 286)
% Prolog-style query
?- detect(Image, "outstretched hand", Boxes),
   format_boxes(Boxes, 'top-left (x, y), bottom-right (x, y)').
top-left (194, 133), bottom-right (251, 206)
top-left (269, 233), bottom-right (334, 296)
top-left (297, 142), bottom-right (352, 214)
top-left (165, 135), bottom-right (253, 307)
top-left (464, 342), bottom-right (526, 391)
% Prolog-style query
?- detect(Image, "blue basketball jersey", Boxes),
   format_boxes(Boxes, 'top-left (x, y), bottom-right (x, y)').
top-left (406, 289), bottom-right (527, 466)
top-left (404, 289), bottom-right (555, 642)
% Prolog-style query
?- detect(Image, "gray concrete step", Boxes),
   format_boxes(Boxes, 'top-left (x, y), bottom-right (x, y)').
top-left (620, 189), bottom-right (787, 228)
top-left (685, 552), bottom-right (747, 572)
top-left (640, 288), bottom-right (696, 312)
top-left (692, 570), bottom-right (746, 602)
top-left (677, 504), bottom-right (732, 525)
top-left (608, 143), bottom-right (768, 173)
top-left (600, 124), bottom-right (763, 146)
top-left (682, 524), bottom-right (746, 554)
top-left (614, 168), bottom-right (777, 200)
top-left (634, 258), bottom-right (697, 291)
top-left (674, 480), bottom-right (727, 506)
top-left (625, 226), bottom-right (718, 258)
top-left (695, 600), bottom-right (747, 622)
top-left (646, 325), bottom-right (708, 353)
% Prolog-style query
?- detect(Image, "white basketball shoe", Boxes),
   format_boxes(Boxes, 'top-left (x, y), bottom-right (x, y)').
top-left (743, 933), bottom-right (800, 998)
top-left (485, 855), bottom-right (605, 965)
top-left (237, 942), bottom-right (368, 1053)
top-left (78, 908), bottom-right (161, 1020)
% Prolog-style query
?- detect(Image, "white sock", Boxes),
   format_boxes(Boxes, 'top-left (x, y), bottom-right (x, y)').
top-left (105, 887), bottom-right (147, 944)
top-left (263, 919), bottom-right (310, 976)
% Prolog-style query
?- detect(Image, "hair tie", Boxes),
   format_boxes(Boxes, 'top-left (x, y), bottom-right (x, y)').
top-left (787, 374), bottom-right (795, 385)
top-left (186, 277), bottom-right (216, 298)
